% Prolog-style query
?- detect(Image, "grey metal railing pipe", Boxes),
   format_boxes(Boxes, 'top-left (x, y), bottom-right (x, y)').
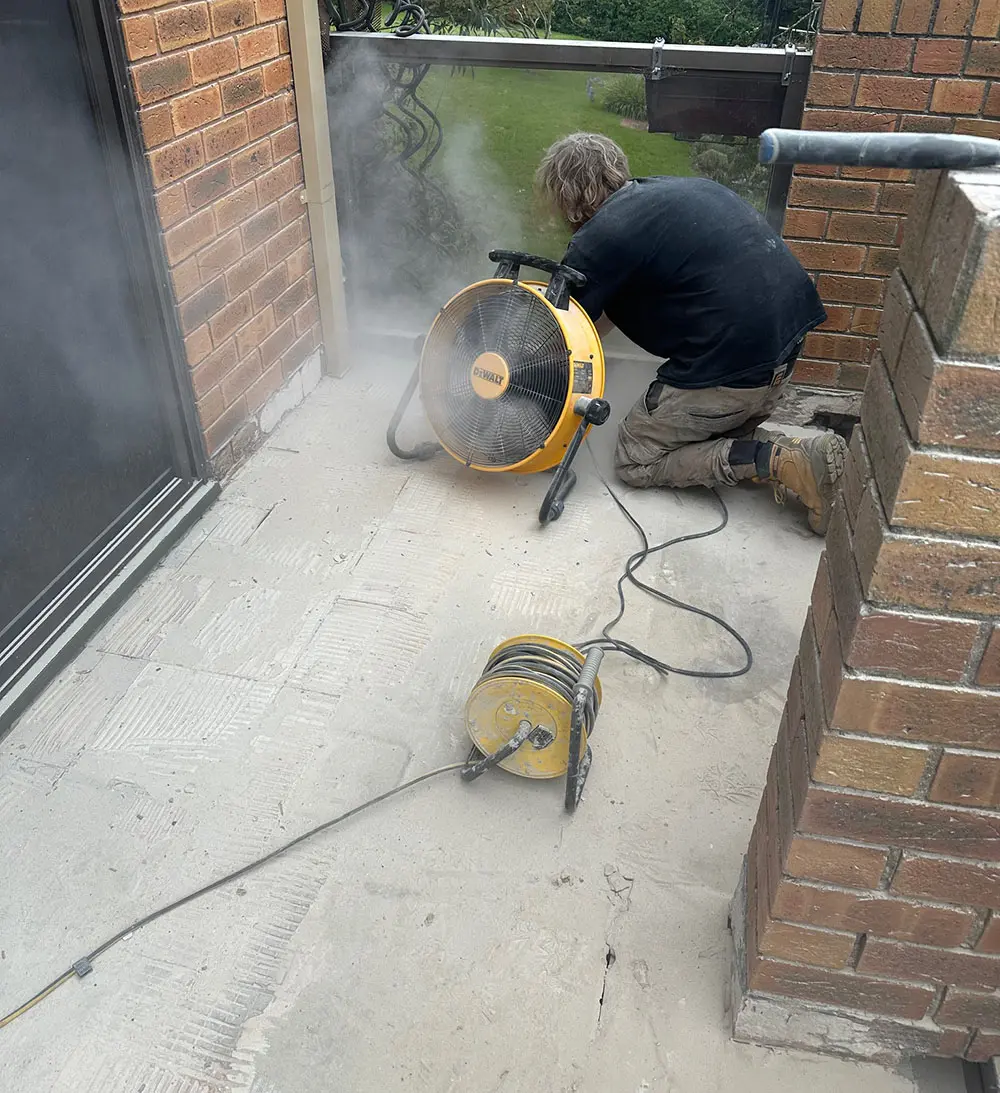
top-left (759, 128), bottom-right (1000, 169)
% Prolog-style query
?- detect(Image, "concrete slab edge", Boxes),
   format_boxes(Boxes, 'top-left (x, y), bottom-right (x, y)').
top-left (728, 857), bottom-right (950, 1068)
top-left (767, 384), bottom-right (863, 435)
top-left (212, 350), bottom-right (323, 479)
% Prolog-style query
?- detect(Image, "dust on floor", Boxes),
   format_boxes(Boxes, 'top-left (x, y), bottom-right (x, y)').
top-left (0, 360), bottom-right (962, 1092)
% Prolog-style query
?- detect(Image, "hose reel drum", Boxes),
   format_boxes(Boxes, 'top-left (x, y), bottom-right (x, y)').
top-left (462, 636), bottom-right (604, 813)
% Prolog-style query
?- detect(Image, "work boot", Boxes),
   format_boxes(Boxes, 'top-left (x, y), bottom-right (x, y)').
top-left (754, 432), bottom-right (847, 535)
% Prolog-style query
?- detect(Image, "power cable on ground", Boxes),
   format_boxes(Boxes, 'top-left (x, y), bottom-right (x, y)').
top-left (1, 456), bottom-right (752, 1028)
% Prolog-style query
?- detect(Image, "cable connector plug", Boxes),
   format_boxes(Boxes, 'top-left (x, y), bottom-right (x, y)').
top-left (72, 958), bottom-right (93, 979)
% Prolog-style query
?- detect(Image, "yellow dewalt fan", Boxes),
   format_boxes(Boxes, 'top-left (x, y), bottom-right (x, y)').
top-left (387, 249), bottom-right (611, 523)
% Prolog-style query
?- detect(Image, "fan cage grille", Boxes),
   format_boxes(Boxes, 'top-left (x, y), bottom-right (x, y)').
top-left (420, 283), bottom-right (572, 468)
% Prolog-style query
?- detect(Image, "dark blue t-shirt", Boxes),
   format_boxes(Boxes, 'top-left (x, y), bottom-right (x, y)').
top-left (562, 176), bottom-right (826, 389)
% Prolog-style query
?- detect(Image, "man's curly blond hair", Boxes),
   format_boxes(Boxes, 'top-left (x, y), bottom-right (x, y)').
top-left (536, 133), bottom-right (630, 230)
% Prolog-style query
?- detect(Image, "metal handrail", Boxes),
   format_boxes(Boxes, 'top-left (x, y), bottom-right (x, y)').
top-left (329, 31), bottom-right (813, 76)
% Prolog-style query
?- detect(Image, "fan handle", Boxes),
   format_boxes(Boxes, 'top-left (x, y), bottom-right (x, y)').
top-left (488, 249), bottom-right (587, 311)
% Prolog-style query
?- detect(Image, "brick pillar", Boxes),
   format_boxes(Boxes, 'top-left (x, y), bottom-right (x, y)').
top-left (119, 0), bottom-right (324, 473)
top-left (782, 0), bottom-right (1000, 392)
top-left (730, 168), bottom-right (1000, 1064)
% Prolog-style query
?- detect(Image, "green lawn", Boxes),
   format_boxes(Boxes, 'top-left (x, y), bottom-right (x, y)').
top-left (417, 66), bottom-right (693, 259)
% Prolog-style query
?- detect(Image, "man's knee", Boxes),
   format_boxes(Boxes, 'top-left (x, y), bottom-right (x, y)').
top-left (615, 459), bottom-right (655, 488)
top-left (614, 427), bottom-right (660, 488)
top-left (617, 436), bottom-right (737, 490)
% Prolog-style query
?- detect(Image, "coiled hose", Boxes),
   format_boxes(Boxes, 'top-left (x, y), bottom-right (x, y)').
top-left (477, 640), bottom-right (600, 739)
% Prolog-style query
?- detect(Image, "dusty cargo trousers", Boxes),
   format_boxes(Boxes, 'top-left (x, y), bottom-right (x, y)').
top-left (614, 372), bottom-right (794, 490)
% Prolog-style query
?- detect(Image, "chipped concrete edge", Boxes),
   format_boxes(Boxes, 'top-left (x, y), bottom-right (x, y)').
top-left (728, 857), bottom-right (919, 1068)
top-left (212, 350), bottom-right (324, 480)
top-left (767, 384), bottom-right (862, 432)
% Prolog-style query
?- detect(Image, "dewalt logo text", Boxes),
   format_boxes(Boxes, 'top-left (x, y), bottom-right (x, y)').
top-left (473, 366), bottom-right (503, 385)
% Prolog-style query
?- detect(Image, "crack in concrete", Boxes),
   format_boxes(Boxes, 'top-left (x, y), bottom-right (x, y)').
top-left (597, 944), bottom-right (616, 1027)
top-left (252, 503), bottom-right (281, 532)
top-left (604, 864), bottom-right (634, 910)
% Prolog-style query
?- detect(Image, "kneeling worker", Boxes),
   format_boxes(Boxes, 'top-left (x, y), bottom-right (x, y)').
top-left (536, 133), bottom-right (846, 535)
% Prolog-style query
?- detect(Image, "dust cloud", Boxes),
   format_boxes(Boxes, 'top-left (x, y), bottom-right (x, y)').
top-left (324, 43), bottom-right (525, 347)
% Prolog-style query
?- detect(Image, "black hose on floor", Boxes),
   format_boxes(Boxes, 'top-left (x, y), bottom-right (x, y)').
top-left (0, 762), bottom-right (465, 1029)
top-left (2, 449), bottom-right (754, 1028)
top-left (578, 447), bottom-right (753, 680)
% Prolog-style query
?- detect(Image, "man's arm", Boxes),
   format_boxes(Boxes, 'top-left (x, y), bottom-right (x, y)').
top-left (563, 227), bottom-right (638, 336)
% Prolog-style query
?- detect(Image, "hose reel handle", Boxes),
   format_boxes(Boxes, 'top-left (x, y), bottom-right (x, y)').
top-left (565, 647), bottom-right (603, 814)
top-left (576, 647), bottom-right (604, 693)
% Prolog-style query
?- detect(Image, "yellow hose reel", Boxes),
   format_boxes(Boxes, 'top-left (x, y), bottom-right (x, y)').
top-left (461, 635), bottom-right (604, 812)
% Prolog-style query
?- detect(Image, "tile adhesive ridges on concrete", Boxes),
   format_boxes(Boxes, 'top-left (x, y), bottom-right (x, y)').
top-left (0, 361), bottom-right (961, 1092)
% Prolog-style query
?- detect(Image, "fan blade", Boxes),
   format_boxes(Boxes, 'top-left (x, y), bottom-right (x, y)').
top-left (420, 282), bottom-right (573, 467)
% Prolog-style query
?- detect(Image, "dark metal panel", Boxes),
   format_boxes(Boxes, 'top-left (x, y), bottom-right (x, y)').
top-left (1, 3), bottom-right (192, 624)
top-left (646, 72), bottom-right (787, 138)
top-left (0, 1), bottom-right (213, 711)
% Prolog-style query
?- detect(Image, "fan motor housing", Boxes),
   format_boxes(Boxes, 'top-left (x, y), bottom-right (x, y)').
top-left (470, 351), bottom-right (510, 399)
top-left (419, 279), bottom-right (606, 474)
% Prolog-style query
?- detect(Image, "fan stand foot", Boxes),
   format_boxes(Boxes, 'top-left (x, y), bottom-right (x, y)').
top-left (386, 342), bottom-right (442, 462)
top-left (538, 397), bottom-right (611, 525)
top-left (539, 468), bottom-right (577, 524)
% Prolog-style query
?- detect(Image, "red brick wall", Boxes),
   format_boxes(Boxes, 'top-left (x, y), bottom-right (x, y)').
top-left (732, 169), bottom-right (1000, 1064)
top-left (783, 0), bottom-right (1000, 391)
top-left (119, 0), bottom-right (322, 472)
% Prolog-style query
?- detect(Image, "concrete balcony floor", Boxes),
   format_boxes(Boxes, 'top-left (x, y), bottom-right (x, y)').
top-left (0, 359), bottom-right (961, 1092)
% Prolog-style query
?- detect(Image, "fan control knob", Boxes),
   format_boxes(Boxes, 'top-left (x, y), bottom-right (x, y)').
top-left (574, 397), bottom-right (612, 426)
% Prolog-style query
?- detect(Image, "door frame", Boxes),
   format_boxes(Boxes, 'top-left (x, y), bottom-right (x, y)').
top-left (0, 0), bottom-right (220, 736)
top-left (73, 0), bottom-right (210, 480)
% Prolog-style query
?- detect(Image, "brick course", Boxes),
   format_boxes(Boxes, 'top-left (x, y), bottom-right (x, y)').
top-left (783, 0), bottom-right (1000, 390)
top-left (116, 0), bottom-right (321, 471)
top-left (733, 171), bottom-right (1000, 1063)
